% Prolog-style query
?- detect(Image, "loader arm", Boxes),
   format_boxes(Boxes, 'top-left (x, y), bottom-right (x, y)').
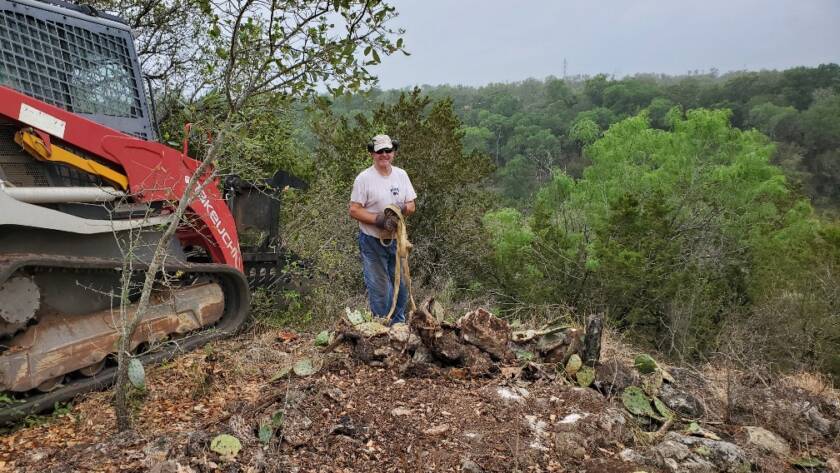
top-left (0, 85), bottom-right (242, 270)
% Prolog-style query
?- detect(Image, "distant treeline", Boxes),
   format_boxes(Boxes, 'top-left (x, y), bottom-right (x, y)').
top-left (330, 64), bottom-right (840, 211)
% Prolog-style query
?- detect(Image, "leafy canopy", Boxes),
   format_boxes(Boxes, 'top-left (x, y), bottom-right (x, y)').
top-left (484, 108), bottom-right (832, 356)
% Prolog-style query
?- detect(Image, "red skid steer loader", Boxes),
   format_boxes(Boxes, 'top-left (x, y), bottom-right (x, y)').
top-left (0, 0), bottom-right (300, 423)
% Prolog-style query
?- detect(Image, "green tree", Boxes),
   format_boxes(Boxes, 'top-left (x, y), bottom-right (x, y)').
top-left (584, 74), bottom-right (610, 107)
top-left (646, 97), bottom-right (677, 129)
top-left (602, 79), bottom-right (659, 116)
top-left (811, 149), bottom-right (840, 204)
top-left (485, 108), bottom-right (834, 359)
top-left (462, 125), bottom-right (494, 154)
top-left (569, 118), bottom-right (600, 146)
top-left (477, 110), bottom-right (513, 165)
top-left (546, 77), bottom-right (576, 107)
top-left (800, 91), bottom-right (840, 154)
top-left (798, 91), bottom-right (840, 206)
top-left (573, 107), bottom-right (618, 130)
top-left (105, 0), bottom-right (407, 431)
top-left (665, 77), bottom-right (703, 109)
top-left (780, 63), bottom-right (840, 110)
top-left (747, 102), bottom-right (799, 139)
top-left (496, 155), bottom-right (539, 203)
top-left (490, 93), bottom-right (521, 116)
top-left (287, 89), bottom-right (495, 317)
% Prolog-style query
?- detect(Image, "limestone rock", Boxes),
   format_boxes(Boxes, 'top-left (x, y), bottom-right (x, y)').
top-left (432, 330), bottom-right (465, 363)
top-left (390, 407), bottom-right (412, 417)
top-left (744, 426), bottom-right (790, 457)
top-left (461, 457), bottom-right (484, 473)
top-left (800, 402), bottom-right (836, 436)
top-left (355, 321), bottom-right (389, 337)
top-left (388, 323), bottom-right (420, 350)
top-left (659, 383), bottom-right (705, 418)
top-left (596, 408), bottom-right (632, 443)
top-left (595, 359), bottom-right (639, 396)
top-left (653, 432), bottom-right (750, 473)
top-left (525, 415), bottom-right (550, 451)
top-left (554, 431), bottom-right (587, 459)
top-left (544, 328), bottom-right (582, 364)
top-left (619, 448), bottom-right (644, 463)
top-left (142, 436), bottom-right (172, 469)
top-left (411, 344), bottom-right (433, 363)
top-left (423, 424), bottom-right (450, 436)
top-left (535, 330), bottom-right (569, 353)
top-left (495, 386), bottom-right (528, 404)
top-left (149, 461), bottom-right (194, 473)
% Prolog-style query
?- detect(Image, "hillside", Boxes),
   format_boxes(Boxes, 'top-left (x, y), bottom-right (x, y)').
top-left (2, 306), bottom-right (838, 473)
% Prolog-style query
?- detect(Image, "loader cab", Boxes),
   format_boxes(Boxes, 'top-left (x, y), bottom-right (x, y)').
top-left (0, 0), bottom-right (155, 139)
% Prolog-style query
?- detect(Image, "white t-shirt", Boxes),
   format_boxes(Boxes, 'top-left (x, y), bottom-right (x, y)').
top-left (350, 165), bottom-right (417, 238)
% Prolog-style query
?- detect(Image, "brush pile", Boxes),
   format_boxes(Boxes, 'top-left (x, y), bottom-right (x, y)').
top-left (327, 298), bottom-right (603, 384)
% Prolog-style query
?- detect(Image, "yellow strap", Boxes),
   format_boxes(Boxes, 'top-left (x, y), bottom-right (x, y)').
top-left (15, 129), bottom-right (129, 190)
top-left (380, 204), bottom-right (416, 323)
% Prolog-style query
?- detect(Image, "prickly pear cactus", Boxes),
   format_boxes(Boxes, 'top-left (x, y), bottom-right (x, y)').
top-left (622, 386), bottom-right (658, 419)
top-left (576, 366), bottom-right (595, 387)
top-left (653, 397), bottom-right (675, 420)
top-left (127, 358), bottom-right (145, 390)
top-left (292, 358), bottom-right (320, 377)
top-left (565, 354), bottom-right (583, 375)
top-left (633, 354), bottom-right (658, 374)
top-left (210, 434), bottom-right (241, 460)
top-left (315, 330), bottom-right (331, 346)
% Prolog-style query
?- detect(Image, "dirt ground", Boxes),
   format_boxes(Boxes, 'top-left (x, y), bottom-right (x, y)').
top-left (0, 326), bottom-right (656, 473)
top-left (1, 322), bottom-right (838, 473)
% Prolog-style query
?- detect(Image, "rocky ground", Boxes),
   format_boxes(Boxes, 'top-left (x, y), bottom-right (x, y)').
top-left (1, 303), bottom-right (839, 473)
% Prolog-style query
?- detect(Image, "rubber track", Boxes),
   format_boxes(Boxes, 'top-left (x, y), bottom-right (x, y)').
top-left (0, 253), bottom-right (250, 425)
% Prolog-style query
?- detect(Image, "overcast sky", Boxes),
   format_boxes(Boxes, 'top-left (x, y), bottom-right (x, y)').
top-left (370, 0), bottom-right (840, 89)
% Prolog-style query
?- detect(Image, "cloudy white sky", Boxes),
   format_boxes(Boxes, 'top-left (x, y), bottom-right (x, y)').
top-left (370, 0), bottom-right (840, 89)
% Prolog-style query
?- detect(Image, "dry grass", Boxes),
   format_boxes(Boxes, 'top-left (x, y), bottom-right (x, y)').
top-left (779, 371), bottom-right (839, 399)
top-left (599, 326), bottom-right (637, 362)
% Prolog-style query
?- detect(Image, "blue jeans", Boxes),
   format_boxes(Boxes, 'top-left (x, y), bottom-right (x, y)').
top-left (358, 232), bottom-right (407, 324)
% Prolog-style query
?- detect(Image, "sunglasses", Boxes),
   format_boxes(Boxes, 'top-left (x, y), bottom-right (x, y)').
top-left (374, 148), bottom-right (393, 154)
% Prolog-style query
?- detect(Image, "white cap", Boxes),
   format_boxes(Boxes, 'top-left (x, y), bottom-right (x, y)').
top-left (371, 134), bottom-right (394, 152)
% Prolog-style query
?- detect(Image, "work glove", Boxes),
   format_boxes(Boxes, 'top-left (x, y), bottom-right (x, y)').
top-left (374, 213), bottom-right (398, 232)
top-left (385, 214), bottom-right (399, 232)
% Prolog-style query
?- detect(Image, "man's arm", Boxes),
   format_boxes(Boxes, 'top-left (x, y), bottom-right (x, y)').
top-left (350, 201), bottom-right (415, 221)
top-left (349, 201), bottom-right (379, 224)
top-left (402, 200), bottom-right (416, 217)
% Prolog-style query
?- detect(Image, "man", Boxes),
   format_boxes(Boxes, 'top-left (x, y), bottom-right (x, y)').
top-left (349, 134), bottom-right (417, 324)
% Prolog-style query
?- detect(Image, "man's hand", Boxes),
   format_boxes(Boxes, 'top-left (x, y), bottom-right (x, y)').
top-left (385, 214), bottom-right (398, 232)
top-left (401, 200), bottom-right (415, 217)
top-left (374, 213), bottom-right (386, 229)
top-left (374, 213), bottom-right (398, 232)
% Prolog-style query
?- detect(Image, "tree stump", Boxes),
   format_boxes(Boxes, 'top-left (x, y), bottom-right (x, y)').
top-left (582, 314), bottom-right (603, 366)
